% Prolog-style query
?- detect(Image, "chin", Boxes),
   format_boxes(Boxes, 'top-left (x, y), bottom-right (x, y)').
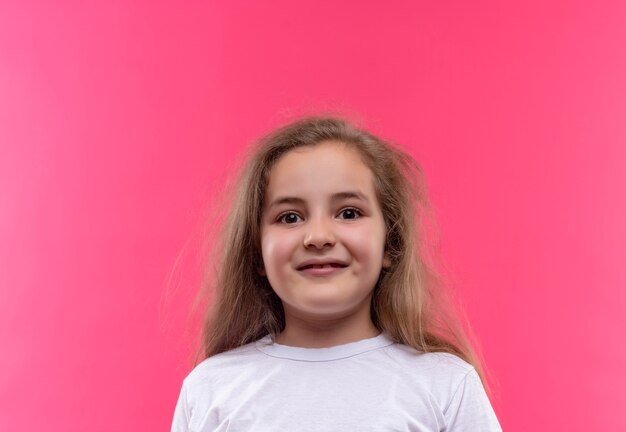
top-left (291, 295), bottom-right (369, 318)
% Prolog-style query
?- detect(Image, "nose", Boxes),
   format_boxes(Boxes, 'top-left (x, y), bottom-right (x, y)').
top-left (303, 216), bottom-right (336, 249)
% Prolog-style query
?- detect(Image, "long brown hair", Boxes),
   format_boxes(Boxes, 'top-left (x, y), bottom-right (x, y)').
top-left (196, 116), bottom-right (492, 392)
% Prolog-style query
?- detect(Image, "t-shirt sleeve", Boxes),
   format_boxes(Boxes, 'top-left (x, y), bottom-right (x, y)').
top-left (443, 368), bottom-right (502, 431)
top-left (171, 381), bottom-right (191, 432)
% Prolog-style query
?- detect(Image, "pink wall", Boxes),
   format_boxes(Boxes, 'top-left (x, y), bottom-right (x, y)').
top-left (1, 1), bottom-right (625, 430)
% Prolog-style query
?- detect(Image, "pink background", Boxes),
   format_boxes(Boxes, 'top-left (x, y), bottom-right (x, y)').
top-left (1, 1), bottom-right (625, 430)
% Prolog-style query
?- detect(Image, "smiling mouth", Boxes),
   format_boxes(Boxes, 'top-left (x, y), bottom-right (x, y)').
top-left (297, 263), bottom-right (348, 276)
top-left (298, 263), bottom-right (346, 270)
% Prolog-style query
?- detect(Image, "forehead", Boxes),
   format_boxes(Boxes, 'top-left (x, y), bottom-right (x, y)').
top-left (265, 141), bottom-right (376, 201)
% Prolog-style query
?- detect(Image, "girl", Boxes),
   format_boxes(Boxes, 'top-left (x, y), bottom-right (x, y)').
top-left (171, 116), bottom-right (502, 431)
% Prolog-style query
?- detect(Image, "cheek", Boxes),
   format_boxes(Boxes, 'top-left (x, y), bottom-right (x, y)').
top-left (261, 229), bottom-right (296, 271)
top-left (343, 225), bottom-right (386, 263)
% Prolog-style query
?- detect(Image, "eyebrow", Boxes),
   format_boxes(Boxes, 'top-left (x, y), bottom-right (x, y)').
top-left (267, 191), bottom-right (370, 209)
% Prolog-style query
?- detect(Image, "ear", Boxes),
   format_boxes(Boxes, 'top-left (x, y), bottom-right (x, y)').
top-left (257, 254), bottom-right (267, 276)
top-left (382, 252), bottom-right (392, 269)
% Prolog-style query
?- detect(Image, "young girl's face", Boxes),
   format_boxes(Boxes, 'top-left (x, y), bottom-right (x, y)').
top-left (260, 141), bottom-right (389, 325)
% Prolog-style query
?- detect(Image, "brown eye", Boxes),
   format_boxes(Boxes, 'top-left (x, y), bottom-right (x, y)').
top-left (278, 212), bottom-right (302, 224)
top-left (338, 208), bottom-right (361, 220)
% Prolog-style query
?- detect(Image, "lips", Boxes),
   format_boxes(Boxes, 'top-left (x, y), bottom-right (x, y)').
top-left (296, 259), bottom-right (348, 271)
top-left (296, 258), bottom-right (348, 271)
top-left (298, 263), bottom-right (346, 270)
top-left (297, 260), bottom-right (348, 277)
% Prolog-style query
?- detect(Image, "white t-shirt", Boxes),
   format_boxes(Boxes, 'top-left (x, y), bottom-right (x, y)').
top-left (171, 333), bottom-right (501, 431)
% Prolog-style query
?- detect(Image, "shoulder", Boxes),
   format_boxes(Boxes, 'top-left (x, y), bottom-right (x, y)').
top-left (383, 344), bottom-right (501, 430)
top-left (382, 344), bottom-right (500, 430)
top-left (383, 343), bottom-right (474, 379)
top-left (182, 341), bottom-right (262, 395)
top-left (381, 343), bottom-right (477, 404)
top-left (172, 340), bottom-right (272, 429)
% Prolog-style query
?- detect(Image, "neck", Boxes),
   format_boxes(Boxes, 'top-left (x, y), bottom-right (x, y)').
top-left (275, 297), bottom-right (380, 348)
